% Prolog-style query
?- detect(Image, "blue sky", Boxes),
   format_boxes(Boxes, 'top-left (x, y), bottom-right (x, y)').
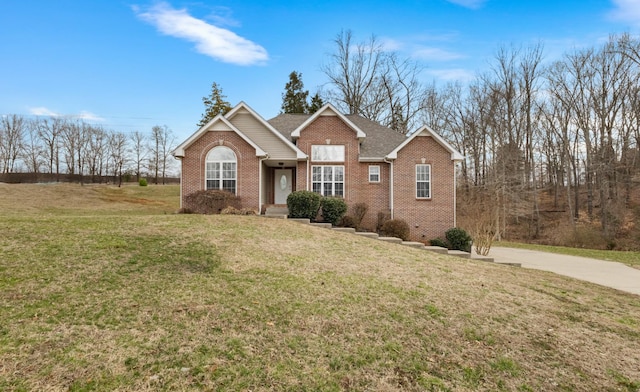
top-left (1, 0), bottom-right (639, 141)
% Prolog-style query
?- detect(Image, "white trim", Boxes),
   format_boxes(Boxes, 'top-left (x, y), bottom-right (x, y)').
top-left (311, 165), bottom-right (345, 197)
top-left (416, 164), bottom-right (431, 199)
top-left (226, 102), bottom-right (307, 159)
top-left (291, 103), bottom-right (366, 140)
top-left (172, 113), bottom-right (266, 158)
top-left (386, 125), bottom-right (464, 161)
top-left (368, 165), bottom-right (380, 183)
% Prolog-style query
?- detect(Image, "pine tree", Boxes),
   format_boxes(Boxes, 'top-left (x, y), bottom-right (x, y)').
top-left (308, 93), bottom-right (325, 114)
top-left (198, 82), bottom-right (232, 128)
top-left (281, 71), bottom-right (310, 114)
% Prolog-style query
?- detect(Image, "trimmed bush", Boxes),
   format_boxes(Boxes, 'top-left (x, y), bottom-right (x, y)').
top-left (321, 197), bottom-right (348, 225)
top-left (445, 227), bottom-right (473, 252)
top-left (184, 190), bottom-right (241, 214)
top-left (287, 190), bottom-right (321, 220)
top-left (138, 178), bottom-right (148, 186)
top-left (380, 219), bottom-right (411, 241)
top-left (429, 238), bottom-right (448, 248)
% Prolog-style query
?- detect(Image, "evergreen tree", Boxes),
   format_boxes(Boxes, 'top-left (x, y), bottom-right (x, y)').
top-left (281, 71), bottom-right (310, 114)
top-left (198, 82), bottom-right (232, 128)
top-left (308, 92), bottom-right (325, 114)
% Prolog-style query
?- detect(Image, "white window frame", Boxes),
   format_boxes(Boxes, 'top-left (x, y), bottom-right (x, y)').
top-left (311, 145), bottom-right (345, 162)
top-left (416, 164), bottom-right (431, 199)
top-left (312, 165), bottom-right (344, 197)
top-left (368, 165), bottom-right (380, 183)
top-left (205, 146), bottom-right (237, 194)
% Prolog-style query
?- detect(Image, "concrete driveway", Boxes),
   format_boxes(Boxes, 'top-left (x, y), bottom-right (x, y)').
top-left (488, 247), bottom-right (640, 296)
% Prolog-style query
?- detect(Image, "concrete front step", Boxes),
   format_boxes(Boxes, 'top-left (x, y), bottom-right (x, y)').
top-left (265, 206), bottom-right (289, 216)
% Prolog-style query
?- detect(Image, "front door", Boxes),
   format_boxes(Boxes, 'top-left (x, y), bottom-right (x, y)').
top-left (274, 169), bottom-right (292, 204)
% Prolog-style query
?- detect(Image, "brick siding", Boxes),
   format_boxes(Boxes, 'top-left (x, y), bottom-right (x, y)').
top-left (392, 135), bottom-right (455, 242)
top-left (180, 130), bottom-right (260, 212)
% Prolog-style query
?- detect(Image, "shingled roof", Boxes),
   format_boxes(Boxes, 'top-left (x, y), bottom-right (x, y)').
top-left (267, 113), bottom-right (408, 160)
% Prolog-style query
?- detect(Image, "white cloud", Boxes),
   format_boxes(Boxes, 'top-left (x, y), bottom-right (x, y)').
top-left (412, 47), bottom-right (465, 61)
top-left (29, 107), bottom-right (105, 122)
top-left (425, 68), bottom-right (476, 83)
top-left (609, 0), bottom-right (640, 26)
top-left (134, 2), bottom-right (268, 66)
top-left (76, 111), bottom-right (105, 122)
top-left (29, 107), bottom-right (59, 117)
top-left (446, 0), bottom-right (487, 9)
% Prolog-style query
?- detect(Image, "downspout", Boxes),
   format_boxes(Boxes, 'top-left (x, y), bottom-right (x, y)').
top-left (306, 156), bottom-right (311, 191)
top-left (384, 157), bottom-right (394, 219)
top-left (453, 161), bottom-right (457, 227)
top-left (258, 154), bottom-right (269, 214)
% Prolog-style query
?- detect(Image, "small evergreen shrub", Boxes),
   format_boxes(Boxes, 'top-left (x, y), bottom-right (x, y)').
top-left (287, 190), bottom-right (322, 220)
top-left (430, 238), bottom-right (448, 248)
top-left (139, 178), bottom-right (148, 186)
top-left (380, 219), bottom-right (411, 241)
top-left (321, 197), bottom-right (348, 225)
top-left (184, 190), bottom-right (241, 214)
top-left (445, 227), bottom-right (473, 252)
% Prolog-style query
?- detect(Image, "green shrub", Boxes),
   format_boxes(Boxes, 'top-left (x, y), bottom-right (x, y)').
top-left (446, 227), bottom-right (473, 252)
top-left (321, 197), bottom-right (348, 225)
top-left (430, 238), bottom-right (448, 248)
top-left (380, 219), bottom-right (410, 241)
top-left (184, 190), bottom-right (241, 214)
top-left (138, 178), bottom-right (148, 186)
top-left (287, 190), bottom-right (321, 220)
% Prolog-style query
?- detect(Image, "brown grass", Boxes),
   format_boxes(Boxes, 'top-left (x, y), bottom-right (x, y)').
top-left (0, 184), bottom-right (639, 391)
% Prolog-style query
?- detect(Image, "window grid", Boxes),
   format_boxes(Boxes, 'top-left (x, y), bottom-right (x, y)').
top-left (369, 165), bottom-right (380, 183)
top-left (416, 164), bottom-right (431, 199)
top-left (206, 147), bottom-right (237, 194)
top-left (312, 165), bottom-right (344, 197)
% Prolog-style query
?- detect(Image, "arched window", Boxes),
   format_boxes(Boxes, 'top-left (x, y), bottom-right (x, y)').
top-left (206, 146), bottom-right (236, 194)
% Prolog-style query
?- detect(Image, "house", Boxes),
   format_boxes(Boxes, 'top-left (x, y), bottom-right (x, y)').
top-left (172, 102), bottom-right (463, 242)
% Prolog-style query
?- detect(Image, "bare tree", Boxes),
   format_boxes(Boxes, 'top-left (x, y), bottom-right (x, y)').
top-left (149, 125), bottom-right (175, 184)
top-left (0, 114), bottom-right (25, 173)
top-left (130, 131), bottom-right (147, 182)
top-left (37, 116), bottom-right (64, 177)
top-left (108, 131), bottom-right (128, 187)
top-left (22, 120), bottom-right (44, 174)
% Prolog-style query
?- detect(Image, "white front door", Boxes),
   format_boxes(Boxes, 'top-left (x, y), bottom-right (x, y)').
top-left (274, 169), bottom-right (292, 204)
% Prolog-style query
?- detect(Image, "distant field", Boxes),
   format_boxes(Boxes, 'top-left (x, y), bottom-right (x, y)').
top-left (1, 183), bottom-right (639, 391)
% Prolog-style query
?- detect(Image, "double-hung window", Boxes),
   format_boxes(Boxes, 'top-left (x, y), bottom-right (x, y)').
top-left (206, 146), bottom-right (237, 194)
top-left (369, 165), bottom-right (380, 182)
top-left (312, 166), bottom-right (344, 197)
top-left (416, 164), bottom-right (431, 199)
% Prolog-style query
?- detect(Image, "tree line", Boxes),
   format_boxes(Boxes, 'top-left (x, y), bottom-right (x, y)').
top-left (0, 115), bottom-right (176, 185)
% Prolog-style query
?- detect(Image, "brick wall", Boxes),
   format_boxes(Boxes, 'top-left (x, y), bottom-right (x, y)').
top-left (181, 130), bottom-right (260, 211)
top-left (296, 116), bottom-right (391, 231)
top-left (392, 135), bottom-right (456, 242)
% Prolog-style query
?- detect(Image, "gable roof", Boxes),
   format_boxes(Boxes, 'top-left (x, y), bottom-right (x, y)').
top-left (268, 112), bottom-right (407, 161)
top-left (290, 103), bottom-right (366, 140)
top-left (226, 102), bottom-right (307, 159)
top-left (172, 102), bottom-right (306, 159)
top-left (386, 125), bottom-right (464, 161)
top-left (172, 111), bottom-right (266, 158)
